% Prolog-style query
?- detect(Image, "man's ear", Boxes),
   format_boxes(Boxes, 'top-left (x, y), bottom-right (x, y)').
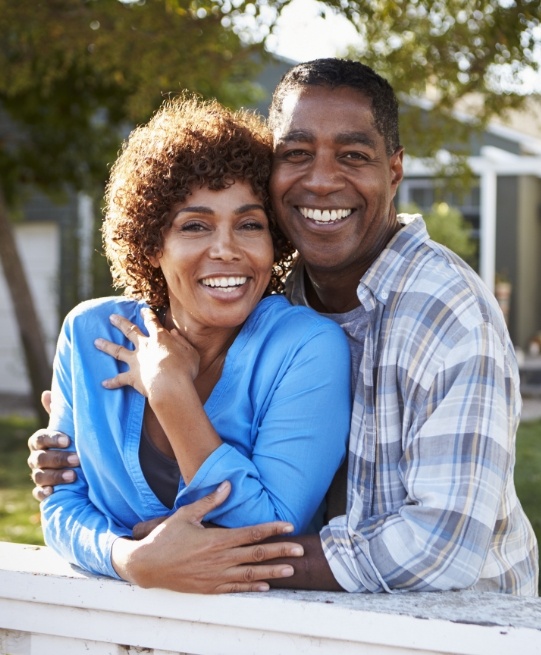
top-left (390, 147), bottom-right (404, 191)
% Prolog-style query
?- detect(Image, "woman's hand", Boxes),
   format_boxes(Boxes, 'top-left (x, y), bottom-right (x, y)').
top-left (94, 309), bottom-right (199, 401)
top-left (112, 481), bottom-right (304, 594)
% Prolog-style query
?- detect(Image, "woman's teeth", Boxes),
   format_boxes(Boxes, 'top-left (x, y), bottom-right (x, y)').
top-left (201, 276), bottom-right (247, 292)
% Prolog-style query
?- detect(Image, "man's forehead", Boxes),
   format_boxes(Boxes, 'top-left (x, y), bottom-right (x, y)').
top-left (272, 86), bottom-right (377, 143)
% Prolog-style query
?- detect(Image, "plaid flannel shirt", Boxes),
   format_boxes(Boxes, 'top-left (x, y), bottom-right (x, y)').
top-left (287, 214), bottom-right (538, 595)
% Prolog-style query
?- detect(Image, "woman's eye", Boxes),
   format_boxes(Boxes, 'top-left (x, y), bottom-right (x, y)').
top-left (179, 221), bottom-right (207, 232)
top-left (240, 220), bottom-right (265, 231)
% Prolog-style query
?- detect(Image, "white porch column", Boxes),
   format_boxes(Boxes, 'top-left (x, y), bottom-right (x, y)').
top-left (479, 166), bottom-right (497, 292)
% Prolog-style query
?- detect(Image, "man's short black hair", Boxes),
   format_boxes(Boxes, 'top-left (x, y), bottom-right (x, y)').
top-left (269, 58), bottom-right (401, 156)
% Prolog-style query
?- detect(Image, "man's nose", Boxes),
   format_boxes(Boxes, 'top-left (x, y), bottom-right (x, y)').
top-left (301, 154), bottom-right (346, 195)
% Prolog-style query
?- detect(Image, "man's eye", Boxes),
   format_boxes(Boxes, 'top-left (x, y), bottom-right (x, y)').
top-left (283, 149), bottom-right (310, 160)
top-left (342, 151), bottom-right (368, 162)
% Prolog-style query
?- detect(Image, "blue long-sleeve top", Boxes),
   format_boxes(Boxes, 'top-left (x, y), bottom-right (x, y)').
top-left (41, 294), bottom-right (351, 579)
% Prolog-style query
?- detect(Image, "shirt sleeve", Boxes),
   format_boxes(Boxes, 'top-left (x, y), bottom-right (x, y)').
top-left (174, 321), bottom-right (352, 534)
top-left (321, 322), bottom-right (518, 592)
top-left (41, 315), bottom-right (131, 580)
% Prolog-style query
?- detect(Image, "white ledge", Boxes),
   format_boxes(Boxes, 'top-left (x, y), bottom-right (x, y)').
top-left (1, 541), bottom-right (540, 655)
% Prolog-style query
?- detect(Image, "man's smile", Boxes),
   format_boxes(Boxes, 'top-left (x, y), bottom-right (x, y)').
top-left (298, 207), bottom-right (354, 224)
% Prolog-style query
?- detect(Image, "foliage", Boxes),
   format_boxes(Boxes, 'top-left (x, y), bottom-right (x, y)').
top-left (514, 418), bottom-right (541, 594)
top-left (0, 1), bottom-right (271, 417)
top-left (297, 0), bottom-right (541, 164)
top-left (0, 416), bottom-right (43, 545)
top-left (400, 201), bottom-right (477, 264)
top-left (0, 0), bottom-right (268, 204)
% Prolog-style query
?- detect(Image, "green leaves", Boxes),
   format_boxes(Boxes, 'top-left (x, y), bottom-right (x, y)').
top-left (0, 0), bottom-right (267, 202)
top-left (317, 0), bottom-right (540, 158)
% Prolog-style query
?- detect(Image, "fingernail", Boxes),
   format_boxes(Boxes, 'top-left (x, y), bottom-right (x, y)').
top-left (109, 314), bottom-right (119, 325)
top-left (281, 524), bottom-right (294, 533)
top-left (290, 546), bottom-right (304, 556)
top-left (67, 454), bottom-right (79, 465)
top-left (94, 338), bottom-right (103, 348)
top-left (57, 435), bottom-right (70, 447)
top-left (62, 471), bottom-right (76, 481)
top-left (42, 487), bottom-right (52, 497)
top-left (216, 481), bottom-right (228, 493)
top-left (255, 583), bottom-right (270, 592)
top-left (280, 566), bottom-right (295, 577)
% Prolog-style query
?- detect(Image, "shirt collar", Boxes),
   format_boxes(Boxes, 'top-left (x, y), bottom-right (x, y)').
top-left (286, 213), bottom-right (429, 311)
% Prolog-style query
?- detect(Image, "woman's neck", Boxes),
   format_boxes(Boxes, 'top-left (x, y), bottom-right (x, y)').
top-left (163, 307), bottom-right (240, 396)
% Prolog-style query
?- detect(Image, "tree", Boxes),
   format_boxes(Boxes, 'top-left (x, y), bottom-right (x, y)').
top-left (0, 0), bottom-right (269, 420)
top-left (276, 0), bottom-right (541, 165)
top-left (400, 201), bottom-right (477, 265)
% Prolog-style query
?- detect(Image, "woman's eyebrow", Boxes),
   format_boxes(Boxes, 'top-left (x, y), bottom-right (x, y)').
top-left (176, 205), bottom-right (214, 215)
top-left (174, 203), bottom-right (265, 216)
top-left (235, 203), bottom-right (265, 215)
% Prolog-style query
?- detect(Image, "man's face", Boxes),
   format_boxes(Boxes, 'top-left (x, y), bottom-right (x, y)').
top-left (270, 85), bottom-right (403, 279)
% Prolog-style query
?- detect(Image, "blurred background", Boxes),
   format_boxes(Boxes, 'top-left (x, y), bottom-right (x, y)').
top-left (0, 0), bottom-right (540, 590)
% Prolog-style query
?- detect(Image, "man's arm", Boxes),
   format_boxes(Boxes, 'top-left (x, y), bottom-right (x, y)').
top-left (263, 533), bottom-right (343, 591)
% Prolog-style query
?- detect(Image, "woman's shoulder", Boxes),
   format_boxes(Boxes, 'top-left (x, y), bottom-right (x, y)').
top-left (63, 296), bottom-right (147, 327)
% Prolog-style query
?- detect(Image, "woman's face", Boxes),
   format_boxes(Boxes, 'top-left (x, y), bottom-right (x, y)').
top-left (149, 181), bottom-right (274, 334)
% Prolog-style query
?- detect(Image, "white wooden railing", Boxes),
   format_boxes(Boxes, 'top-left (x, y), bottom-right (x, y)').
top-left (1, 541), bottom-right (540, 655)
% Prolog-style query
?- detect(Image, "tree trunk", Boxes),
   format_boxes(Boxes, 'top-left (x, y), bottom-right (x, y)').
top-left (0, 190), bottom-right (52, 423)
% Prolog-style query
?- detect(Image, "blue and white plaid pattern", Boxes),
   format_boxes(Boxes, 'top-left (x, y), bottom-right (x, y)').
top-left (287, 215), bottom-right (538, 595)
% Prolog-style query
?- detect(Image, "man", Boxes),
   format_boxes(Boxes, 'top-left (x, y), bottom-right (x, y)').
top-left (28, 59), bottom-right (538, 595)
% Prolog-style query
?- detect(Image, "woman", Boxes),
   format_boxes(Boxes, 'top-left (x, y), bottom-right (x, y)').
top-left (41, 95), bottom-right (351, 586)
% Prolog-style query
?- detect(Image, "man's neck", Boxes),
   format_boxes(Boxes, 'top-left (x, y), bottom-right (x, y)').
top-left (303, 267), bottom-right (361, 314)
top-left (302, 216), bottom-right (403, 314)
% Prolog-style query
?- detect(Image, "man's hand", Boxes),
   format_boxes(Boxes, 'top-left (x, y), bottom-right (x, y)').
top-left (112, 481), bottom-right (304, 594)
top-left (27, 428), bottom-right (80, 501)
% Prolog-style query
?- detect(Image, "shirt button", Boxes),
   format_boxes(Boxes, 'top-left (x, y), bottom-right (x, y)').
top-left (381, 290), bottom-right (389, 300)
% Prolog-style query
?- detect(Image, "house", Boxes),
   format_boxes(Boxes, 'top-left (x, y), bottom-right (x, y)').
top-left (1, 62), bottom-right (540, 402)
top-left (397, 95), bottom-right (541, 351)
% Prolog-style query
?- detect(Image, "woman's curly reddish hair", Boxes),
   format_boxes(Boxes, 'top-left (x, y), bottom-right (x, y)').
top-left (103, 94), bottom-right (295, 308)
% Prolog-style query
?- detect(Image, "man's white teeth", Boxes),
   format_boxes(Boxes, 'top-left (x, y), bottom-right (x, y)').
top-left (202, 276), bottom-right (247, 292)
top-left (299, 208), bottom-right (353, 223)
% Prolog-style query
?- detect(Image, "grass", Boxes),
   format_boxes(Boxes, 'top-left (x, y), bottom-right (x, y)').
top-left (1, 414), bottom-right (540, 588)
top-left (0, 415), bottom-right (44, 545)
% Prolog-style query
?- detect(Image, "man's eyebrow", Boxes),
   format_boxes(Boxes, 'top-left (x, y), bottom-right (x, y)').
top-left (276, 130), bottom-right (377, 149)
top-left (277, 130), bottom-right (314, 144)
top-left (335, 132), bottom-right (377, 149)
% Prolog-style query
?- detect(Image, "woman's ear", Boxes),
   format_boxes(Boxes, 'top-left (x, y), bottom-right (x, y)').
top-left (148, 251), bottom-right (161, 268)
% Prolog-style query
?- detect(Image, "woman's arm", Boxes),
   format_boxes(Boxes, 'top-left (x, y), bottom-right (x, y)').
top-left (95, 308), bottom-right (352, 534)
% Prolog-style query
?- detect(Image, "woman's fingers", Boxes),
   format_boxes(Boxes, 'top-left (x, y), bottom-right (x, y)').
top-left (94, 337), bottom-right (129, 362)
top-left (109, 313), bottom-right (146, 341)
top-left (141, 307), bottom-right (162, 334)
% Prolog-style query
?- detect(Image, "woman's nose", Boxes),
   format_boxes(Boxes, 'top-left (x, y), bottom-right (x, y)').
top-left (208, 229), bottom-right (242, 260)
